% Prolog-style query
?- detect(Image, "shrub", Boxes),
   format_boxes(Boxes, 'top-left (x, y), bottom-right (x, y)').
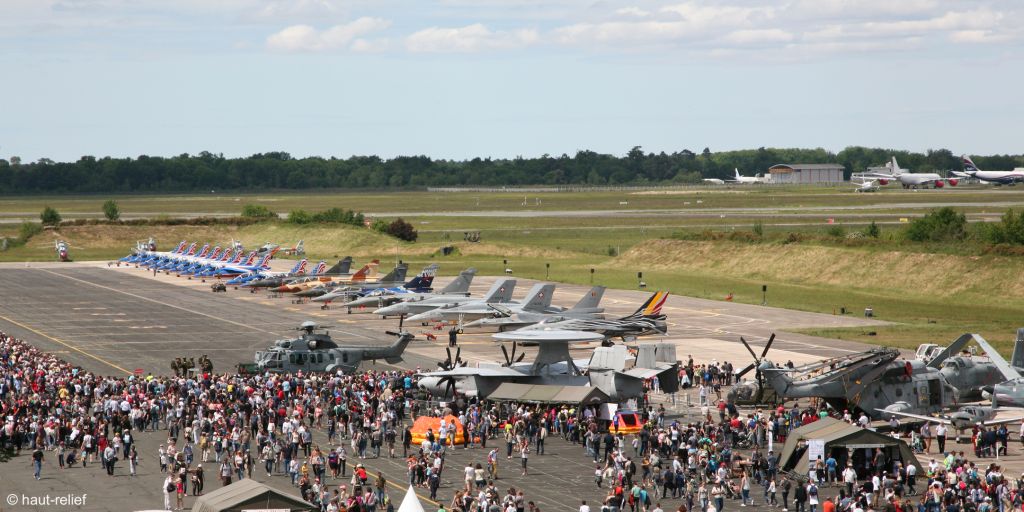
top-left (985, 209), bottom-right (1024, 245)
top-left (864, 221), bottom-right (880, 239)
top-left (752, 222), bottom-right (764, 237)
top-left (102, 200), bottom-right (120, 221)
top-left (241, 204), bottom-right (276, 219)
top-left (287, 209), bottom-right (312, 224)
top-left (18, 222), bottom-right (42, 243)
top-left (826, 225), bottom-right (845, 238)
top-left (40, 206), bottom-right (61, 226)
top-left (371, 219), bottom-right (389, 233)
top-left (387, 218), bottom-right (418, 242)
top-left (905, 207), bottom-right (967, 242)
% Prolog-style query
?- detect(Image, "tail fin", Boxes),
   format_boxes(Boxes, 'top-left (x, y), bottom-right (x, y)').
top-left (174, 241), bottom-right (187, 253)
top-left (324, 257), bottom-right (352, 275)
top-left (1012, 328), bottom-right (1024, 369)
top-left (378, 264), bottom-right (409, 283)
top-left (207, 247), bottom-right (222, 260)
top-left (220, 249), bottom-right (233, 262)
top-left (735, 168), bottom-right (741, 179)
top-left (891, 157), bottom-right (905, 175)
top-left (571, 286), bottom-right (606, 311)
top-left (483, 279), bottom-right (516, 302)
top-left (350, 263), bottom-right (375, 282)
top-left (963, 155), bottom-right (980, 173)
top-left (625, 291), bottom-right (669, 318)
top-left (293, 259), bottom-right (308, 275)
top-left (185, 243), bottom-right (198, 256)
top-left (403, 275), bottom-right (433, 290)
top-left (419, 263), bottom-right (440, 277)
top-left (257, 249), bottom-right (278, 269)
top-left (196, 244), bottom-right (210, 258)
top-left (440, 268), bottom-right (477, 294)
top-left (311, 260), bottom-right (327, 275)
top-left (521, 283), bottom-right (556, 311)
top-left (243, 251), bottom-right (258, 266)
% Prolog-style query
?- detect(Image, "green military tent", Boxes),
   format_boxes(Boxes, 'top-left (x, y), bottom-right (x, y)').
top-left (191, 479), bottom-right (316, 512)
top-left (777, 417), bottom-right (920, 478)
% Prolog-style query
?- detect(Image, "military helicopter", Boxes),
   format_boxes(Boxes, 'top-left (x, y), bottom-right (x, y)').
top-left (55, 240), bottom-right (71, 262)
top-left (755, 333), bottom-right (1006, 419)
top-left (252, 320), bottom-right (414, 374)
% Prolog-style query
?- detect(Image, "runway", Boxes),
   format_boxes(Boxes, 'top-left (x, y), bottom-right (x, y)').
top-left (0, 262), bottom-right (887, 378)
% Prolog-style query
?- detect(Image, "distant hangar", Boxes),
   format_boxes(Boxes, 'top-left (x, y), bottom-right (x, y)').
top-left (768, 163), bottom-right (845, 184)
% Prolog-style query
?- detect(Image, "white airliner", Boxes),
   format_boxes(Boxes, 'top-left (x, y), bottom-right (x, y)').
top-left (865, 157), bottom-right (957, 189)
top-left (704, 168), bottom-right (769, 185)
top-left (952, 156), bottom-right (1024, 185)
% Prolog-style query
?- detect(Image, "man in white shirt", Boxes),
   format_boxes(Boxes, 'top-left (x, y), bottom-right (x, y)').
top-left (580, 500), bottom-right (591, 512)
top-left (935, 424), bottom-right (947, 453)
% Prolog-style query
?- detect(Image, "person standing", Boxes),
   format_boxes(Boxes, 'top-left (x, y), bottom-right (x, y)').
top-left (935, 424), bottom-right (946, 454)
top-left (520, 442), bottom-right (529, 476)
top-left (793, 480), bottom-right (807, 512)
top-left (806, 481), bottom-right (819, 512)
top-left (163, 475), bottom-right (174, 511)
top-left (920, 423), bottom-right (932, 453)
top-left (32, 445), bottom-right (44, 480)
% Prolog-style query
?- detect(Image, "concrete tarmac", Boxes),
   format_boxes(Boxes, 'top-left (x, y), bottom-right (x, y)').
top-left (2, 261), bottom-right (969, 512)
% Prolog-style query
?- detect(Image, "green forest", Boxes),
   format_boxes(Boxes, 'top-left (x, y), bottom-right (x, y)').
top-left (2, 146), bottom-right (1022, 194)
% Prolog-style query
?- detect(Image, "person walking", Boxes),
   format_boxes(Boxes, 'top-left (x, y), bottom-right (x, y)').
top-left (32, 444), bottom-right (44, 480)
top-left (520, 442), bottom-right (530, 476)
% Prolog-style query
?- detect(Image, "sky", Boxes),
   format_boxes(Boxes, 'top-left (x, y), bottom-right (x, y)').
top-left (1, 0), bottom-right (1022, 162)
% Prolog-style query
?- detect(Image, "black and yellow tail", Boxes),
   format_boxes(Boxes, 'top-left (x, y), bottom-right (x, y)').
top-left (624, 291), bottom-right (669, 319)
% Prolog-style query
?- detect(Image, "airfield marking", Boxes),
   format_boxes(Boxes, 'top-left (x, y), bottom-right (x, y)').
top-left (37, 268), bottom-right (283, 336)
top-left (0, 311), bottom-right (133, 375)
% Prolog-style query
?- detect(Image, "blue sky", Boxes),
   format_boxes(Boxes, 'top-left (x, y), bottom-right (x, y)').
top-left (1, 0), bottom-right (1021, 162)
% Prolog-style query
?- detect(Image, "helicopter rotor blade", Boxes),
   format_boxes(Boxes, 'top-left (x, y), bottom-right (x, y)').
top-left (515, 352), bottom-right (526, 363)
top-left (740, 337), bottom-right (758, 361)
top-left (501, 345), bottom-right (511, 366)
top-left (736, 363), bottom-right (756, 378)
top-left (761, 333), bottom-right (776, 358)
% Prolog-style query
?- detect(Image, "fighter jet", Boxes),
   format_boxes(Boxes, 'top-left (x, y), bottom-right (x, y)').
top-left (515, 291), bottom-right (669, 340)
top-left (464, 286), bottom-right (606, 331)
top-left (879, 405), bottom-right (1024, 442)
top-left (417, 330), bottom-right (678, 400)
top-left (337, 267), bottom-right (477, 313)
top-left (242, 257), bottom-right (352, 288)
top-left (373, 278), bottom-right (516, 318)
top-left (309, 264), bottom-right (439, 303)
top-left (405, 282), bottom-right (558, 324)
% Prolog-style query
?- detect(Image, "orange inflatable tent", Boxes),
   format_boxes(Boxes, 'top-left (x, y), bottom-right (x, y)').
top-left (410, 415), bottom-right (477, 446)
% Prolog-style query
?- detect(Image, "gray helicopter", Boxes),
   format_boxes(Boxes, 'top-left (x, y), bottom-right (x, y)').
top-left (253, 321), bottom-right (414, 374)
top-left (755, 333), bottom-right (1007, 419)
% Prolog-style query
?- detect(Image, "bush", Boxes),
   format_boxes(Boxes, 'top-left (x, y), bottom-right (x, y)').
top-left (386, 218), bottom-right (418, 242)
top-left (287, 209), bottom-right (312, 224)
top-left (985, 209), bottom-right (1024, 245)
top-left (826, 225), bottom-right (845, 238)
top-left (371, 219), bottom-right (389, 233)
top-left (18, 222), bottom-right (42, 243)
top-left (905, 207), bottom-right (967, 242)
top-left (241, 204), bottom-right (276, 219)
top-left (864, 221), bottom-right (880, 239)
top-left (40, 206), bottom-right (61, 226)
top-left (102, 200), bottom-right (120, 221)
top-left (752, 222), bottom-right (764, 237)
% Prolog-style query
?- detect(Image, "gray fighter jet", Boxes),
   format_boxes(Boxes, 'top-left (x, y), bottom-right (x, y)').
top-left (463, 286), bottom-right (606, 331)
top-left (405, 283), bottom-right (558, 324)
top-left (336, 267), bottom-right (477, 313)
top-left (373, 278), bottom-right (516, 318)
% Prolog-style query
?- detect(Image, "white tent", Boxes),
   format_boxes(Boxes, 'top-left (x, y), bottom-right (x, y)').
top-left (398, 486), bottom-right (426, 512)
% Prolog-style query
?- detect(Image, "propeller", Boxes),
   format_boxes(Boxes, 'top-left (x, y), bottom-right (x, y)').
top-left (735, 333), bottom-right (776, 379)
top-left (385, 315), bottom-right (406, 336)
top-left (500, 342), bottom-right (526, 367)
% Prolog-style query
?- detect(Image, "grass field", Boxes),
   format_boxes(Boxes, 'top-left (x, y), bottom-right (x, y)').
top-left (3, 186), bottom-right (1024, 353)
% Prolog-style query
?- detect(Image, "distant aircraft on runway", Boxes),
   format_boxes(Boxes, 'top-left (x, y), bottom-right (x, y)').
top-left (952, 156), bottom-right (1024, 185)
top-left (704, 168), bottom-right (770, 185)
top-left (851, 179), bottom-right (880, 193)
top-left (865, 157), bottom-right (959, 189)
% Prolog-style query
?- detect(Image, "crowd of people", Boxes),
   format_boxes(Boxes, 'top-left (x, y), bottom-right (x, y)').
top-left (7, 326), bottom-right (1024, 512)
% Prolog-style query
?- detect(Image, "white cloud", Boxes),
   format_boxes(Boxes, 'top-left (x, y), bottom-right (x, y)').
top-left (949, 29), bottom-right (1012, 43)
top-left (615, 7), bottom-right (650, 18)
top-left (406, 24), bottom-right (539, 52)
top-left (722, 28), bottom-right (794, 45)
top-left (266, 17), bottom-right (391, 51)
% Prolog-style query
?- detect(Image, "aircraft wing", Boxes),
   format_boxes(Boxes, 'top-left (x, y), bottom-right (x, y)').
top-left (982, 416), bottom-right (1024, 426)
top-left (971, 334), bottom-right (1024, 381)
top-left (418, 367), bottom-right (524, 378)
top-left (875, 409), bottom-right (952, 425)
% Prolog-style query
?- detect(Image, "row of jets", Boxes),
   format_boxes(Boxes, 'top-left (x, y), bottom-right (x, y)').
top-left (119, 241), bottom-right (670, 338)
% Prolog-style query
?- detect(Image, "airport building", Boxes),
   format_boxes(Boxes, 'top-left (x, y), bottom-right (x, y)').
top-left (768, 163), bottom-right (845, 184)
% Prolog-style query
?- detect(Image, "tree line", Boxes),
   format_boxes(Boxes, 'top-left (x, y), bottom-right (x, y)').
top-left (2, 147), bottom-right (1022, 194)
